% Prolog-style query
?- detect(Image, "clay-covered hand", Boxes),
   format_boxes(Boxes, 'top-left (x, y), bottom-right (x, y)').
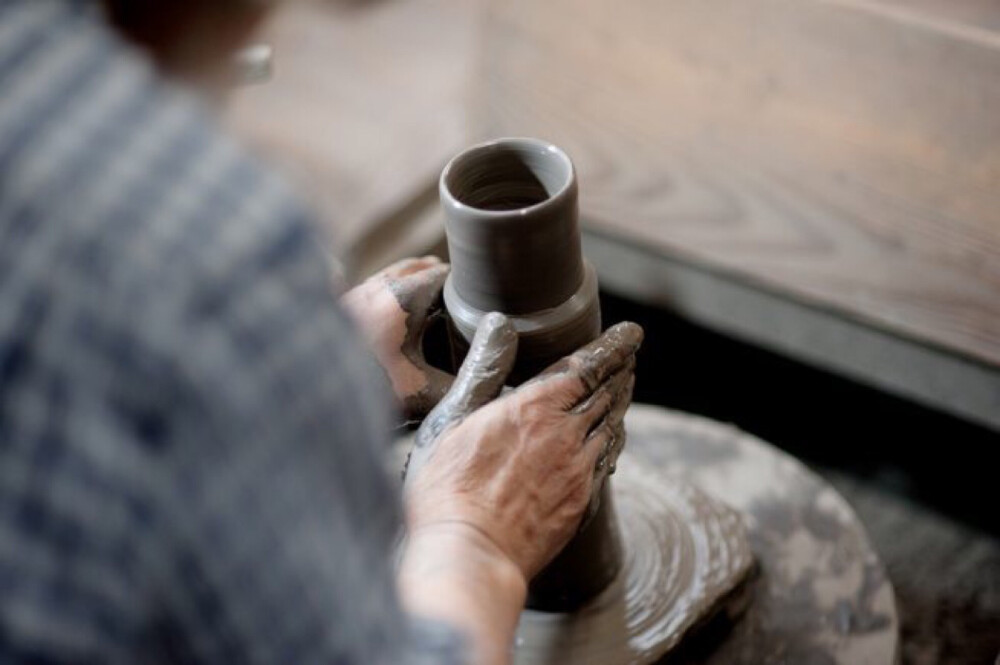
top-left (404, 314), bottom-right (643, 581)
top-left (340, 256), bottom-right (454, 420)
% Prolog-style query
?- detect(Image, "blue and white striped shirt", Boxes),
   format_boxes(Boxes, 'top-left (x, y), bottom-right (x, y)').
top-left (0, 1), bottom-right (463, 662)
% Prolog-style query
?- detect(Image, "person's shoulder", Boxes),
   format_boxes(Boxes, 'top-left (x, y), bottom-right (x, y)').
top-left (72, 72), bottom-right (326, 309)
top-left (0, 0), bottom-right (346, 387)
top-left (0, 0), bottom-right (328, 309)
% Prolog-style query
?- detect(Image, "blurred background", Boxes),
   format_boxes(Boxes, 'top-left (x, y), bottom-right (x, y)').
top-left (225, 1), bottom-right (1000, 662)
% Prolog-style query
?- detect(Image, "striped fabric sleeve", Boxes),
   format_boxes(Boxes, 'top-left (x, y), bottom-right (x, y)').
top-left (0, 1), bottom-right (467, 663)
top-left (144, 196), bottom-right (468, 665)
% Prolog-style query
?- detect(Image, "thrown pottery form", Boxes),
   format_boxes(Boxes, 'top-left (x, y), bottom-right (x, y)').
top-left (440, 137), bottom-right (601, 385)
top-left (441, 138), bottom-right (617, 610)
top-left (439, 139), bottom-right (756, 660)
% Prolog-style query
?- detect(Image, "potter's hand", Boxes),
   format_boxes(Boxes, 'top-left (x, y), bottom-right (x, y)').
top-left (340, 256), bottom-right (453, 420)
top-left (399, 315), bottom-right (641, 664)
top-left (405, 315), bottom-right (643, 580)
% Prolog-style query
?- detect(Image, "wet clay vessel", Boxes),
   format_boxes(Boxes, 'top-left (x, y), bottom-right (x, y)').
top-left (439, 139), bottom-right (756, 662)
top-left (441, 138), bottom-right (617, 610)
top-left (440, 137), bottom-right (601, 387)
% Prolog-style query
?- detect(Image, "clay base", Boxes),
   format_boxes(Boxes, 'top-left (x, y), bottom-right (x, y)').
top-left (513, 454), bottom-right (754, 665)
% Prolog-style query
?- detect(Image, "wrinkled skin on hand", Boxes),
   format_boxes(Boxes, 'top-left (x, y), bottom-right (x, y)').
top-left (404, 314), bottom-right (643, 580)
top-left (341, 256), bottom-right (455, 421)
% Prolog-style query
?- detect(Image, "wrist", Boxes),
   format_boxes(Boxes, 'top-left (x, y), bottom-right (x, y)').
top-left (402, 521), bottom-right (527, 604)
top-left (399, 522), bottom-right (527, 665)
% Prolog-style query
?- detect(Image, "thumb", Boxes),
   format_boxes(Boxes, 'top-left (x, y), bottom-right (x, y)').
top-left (406, 313), bottom-right (518, 478)
top-left (446, 312), bottom-right (519, 416)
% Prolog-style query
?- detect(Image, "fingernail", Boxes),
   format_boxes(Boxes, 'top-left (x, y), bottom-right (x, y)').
top-left (607, 321), bottom-right (644, 348)
top-left (473, 312), bottom-right (517, 350)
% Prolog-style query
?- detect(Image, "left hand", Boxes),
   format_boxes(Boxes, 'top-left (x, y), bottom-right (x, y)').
top-left (341, 256), bottom-right (454, 420)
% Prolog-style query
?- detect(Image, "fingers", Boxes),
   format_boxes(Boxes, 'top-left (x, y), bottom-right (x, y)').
top-left (602, 374), bottom-right (633, 472)
top-left (383, 255), bottom-right (443, 279)
top-left (448, 312), bottom-right (518, 414)
top-left (415, 261), bottom-right (450, 295)
top-left (395, 260), bottom-right (450, 355)
top-left (582, 421), bottom-right (616, 476)
top-left (571, 357), bottom-right (634, 434)
top-left (392, 262), bottom-right (449, 314)
top-left (381, 256), bottom-right (450, 319)
top-left (606, 374), bottom-right (635, 461)
top-left (581, 372), bottom-right (633, 471)
top-left (537, 322), bottom-right (643, 408)
top-left (399, 364), bottom-right (454, 421)
top-left (576, 412), bottom-right (627, 528)
top-left (412, 313), bottom-right (517, 454)
top-left (570, 365), bottom-right (631, 527)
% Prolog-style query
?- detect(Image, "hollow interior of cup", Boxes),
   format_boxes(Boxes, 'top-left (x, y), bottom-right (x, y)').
top-left (445, 142), bottom-right (572, 212)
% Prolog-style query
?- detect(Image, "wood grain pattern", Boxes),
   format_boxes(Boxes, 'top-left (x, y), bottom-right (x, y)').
top-left (473, 0), bottom-right (1000, 367)
top-left (864, 0), bottom-right (1000, 33)
top-left (226, 0), bottom-right (476, 278)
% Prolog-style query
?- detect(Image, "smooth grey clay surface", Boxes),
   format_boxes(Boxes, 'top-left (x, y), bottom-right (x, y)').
top-left (441, 138), bottom-right (602, 387)
top-left (441, 138), bottom-right (617, 610)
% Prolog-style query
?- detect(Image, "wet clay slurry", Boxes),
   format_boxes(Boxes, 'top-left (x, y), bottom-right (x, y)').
top-left (514, 455), bottom-right (755, 665)
top-left (439, 139), bottom-right (758, 663)
top-left (441, 138), bottom-right (619, 610)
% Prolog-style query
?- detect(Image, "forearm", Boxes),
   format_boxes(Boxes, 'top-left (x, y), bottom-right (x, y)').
top-left (398, 524), bottom-right (527, 665)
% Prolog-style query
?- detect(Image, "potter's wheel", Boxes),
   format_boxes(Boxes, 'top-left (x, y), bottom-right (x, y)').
top-left (610, 405), bottom-right (899, 664)
top-left (395, 404), bottom-right (899, 664)
top-left (514, 459), bottom-right (753, 665)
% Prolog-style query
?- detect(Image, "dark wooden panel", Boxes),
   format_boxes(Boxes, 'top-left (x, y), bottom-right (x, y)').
top-left (473, 0), bottom-right (1000, 367)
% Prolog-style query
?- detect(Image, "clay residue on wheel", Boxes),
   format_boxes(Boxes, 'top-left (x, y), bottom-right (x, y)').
top-left (623, 405), bottom-right (899, 664)
top-left (513, 455), bottom-right (755, 665)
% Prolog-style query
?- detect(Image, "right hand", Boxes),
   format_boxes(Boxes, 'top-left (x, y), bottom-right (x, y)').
top-left (404, 313), bottom-right (643, 581)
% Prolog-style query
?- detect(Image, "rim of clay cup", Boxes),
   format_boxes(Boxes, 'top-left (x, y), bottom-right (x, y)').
top-left (439, 137), bottom-right (577, 219)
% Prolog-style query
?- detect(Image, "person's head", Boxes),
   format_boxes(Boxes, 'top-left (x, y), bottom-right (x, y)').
top-left (101, 0), bottom-right (273, 89)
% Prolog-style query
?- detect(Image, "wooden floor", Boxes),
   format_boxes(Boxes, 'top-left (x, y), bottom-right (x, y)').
top-left (227, 0), bottom-right (1000, 430)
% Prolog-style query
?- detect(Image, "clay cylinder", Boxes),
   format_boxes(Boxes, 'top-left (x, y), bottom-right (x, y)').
top-left (440, 138), bottom-right (622, 611)
top-left (441, 138), bottom-right (601, 385)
